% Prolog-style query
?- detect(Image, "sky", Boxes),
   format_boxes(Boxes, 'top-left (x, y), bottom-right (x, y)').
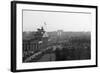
top-left (23, 10), bottom-right (92, 32)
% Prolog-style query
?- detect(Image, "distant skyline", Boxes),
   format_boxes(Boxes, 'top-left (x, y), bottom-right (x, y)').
top-left (23, 10), bottom-right (92, 32)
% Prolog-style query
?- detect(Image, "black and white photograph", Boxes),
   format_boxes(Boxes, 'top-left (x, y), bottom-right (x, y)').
top-left (11, 1), bottom-right (97, 72)
top-left (22, 10), bottom-right (91, 63)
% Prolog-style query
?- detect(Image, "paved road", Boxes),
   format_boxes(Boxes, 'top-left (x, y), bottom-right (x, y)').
top-left (37, 53), bottom-right (56, 62)
top-left (24, 45), bottom-right (62, 62)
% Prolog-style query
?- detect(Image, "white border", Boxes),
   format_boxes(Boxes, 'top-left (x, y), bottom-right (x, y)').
top-left (16, 3), bottom-right (96, 70)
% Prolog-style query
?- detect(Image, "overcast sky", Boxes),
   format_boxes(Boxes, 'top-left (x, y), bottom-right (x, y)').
top-left (23, 10), bottom-right (92, 32)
